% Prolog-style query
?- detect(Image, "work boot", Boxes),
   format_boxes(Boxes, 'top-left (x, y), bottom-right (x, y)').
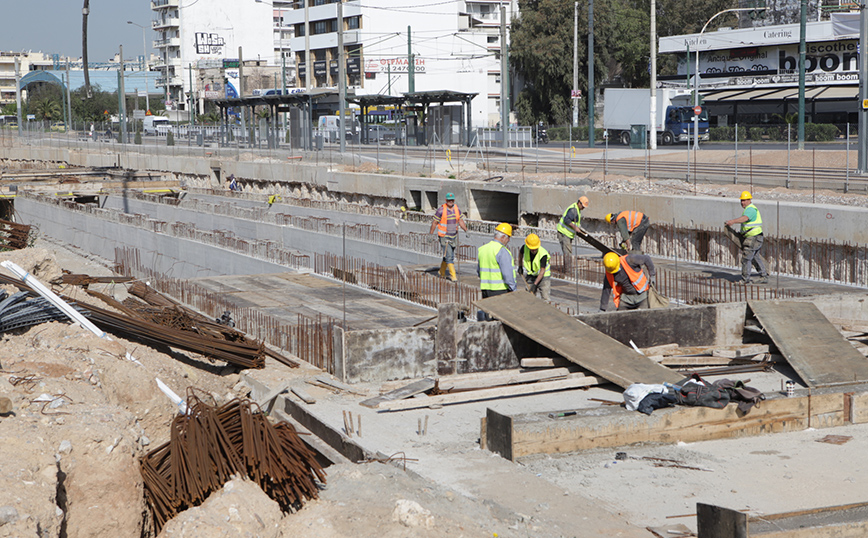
top-left (447, 263), bottom-right (457, 282)
top-left (438, 261), bottom-right (447, 278)
top-left (758, 276), bottom-right (769, 284)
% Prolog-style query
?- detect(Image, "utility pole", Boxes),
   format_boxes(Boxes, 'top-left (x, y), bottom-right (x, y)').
top-left (500, 6), bottom-right (508, 149)
top-left (649, 0), bottom-right (657, 150)
top-left (572, 1), bottom-right (578, 128)
top-left (66, 61), bottom-right (72, 129)
top-left (797, 0), bottom-right (806, 150)
top-left (408, 26), bottom-right (415, 93)
top-left (587, 0), bottom-right (595, 147)
top-left (338, 0), bottom-right (346, 153)
top-left (82, 0), bottom-right (92, 98)
top-left (14, 58), bottom-right (22, 137)
top-left (859, 2), bottom-right (868, 172)
top-left (119, 45), bottom-right (127, 144)
top-left (239, 46), bottom-right (246, 147)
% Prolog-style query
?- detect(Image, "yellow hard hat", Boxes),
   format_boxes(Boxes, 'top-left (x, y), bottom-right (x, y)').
top-left (605, 213), bottom-right (615, 223)
top-left (525, 233), bottom-right (540, 249)
top-left (578, 195), bottom-right (590, 207)
top-left (495, 222), bottom-right (513, 237)
top-left (740, 190), bottom-right (752, 200)
top-left (603, 252), bottom-right (621, 274)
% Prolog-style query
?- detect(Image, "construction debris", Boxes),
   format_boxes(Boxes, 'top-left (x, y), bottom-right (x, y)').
top-left (140, 393), bottom-right (326, 535)
top-left (0, 290), bottom-right (86, 333)
top-left (0, 217), bottom-right (31, 250)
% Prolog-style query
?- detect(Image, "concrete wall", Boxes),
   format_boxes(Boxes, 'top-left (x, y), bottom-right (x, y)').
top-left (6, 145), bottom-right (867, 244)
top-left (343, 327), bottom-right (435, 384)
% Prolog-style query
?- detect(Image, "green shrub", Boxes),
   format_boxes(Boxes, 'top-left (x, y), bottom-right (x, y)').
top-left (804, 123), bottom-right (839, 141)
top-left (709, 126), bottom-right (732, 141)
top-left (748, 127), bottom-right (765, 141)
top-left (166, 130), bottom-right (175, 146)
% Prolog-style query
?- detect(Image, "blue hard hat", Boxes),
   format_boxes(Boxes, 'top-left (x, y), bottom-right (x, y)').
top-left (445, 192), bottom-right (455, 200)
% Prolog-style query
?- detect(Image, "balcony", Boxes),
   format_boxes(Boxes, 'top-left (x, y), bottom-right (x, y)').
top-left (153, 37), bottom-right (181, 48)
top-left (151, 0), bottom-right (179, 9)
top-left (156, 76), bottom-right (183, 87)
top-left (152, 16), bottom-right (179, 29)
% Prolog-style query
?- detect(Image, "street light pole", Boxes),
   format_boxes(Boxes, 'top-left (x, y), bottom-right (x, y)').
top-left (127, 21), bottom-right (150, 113)
top-left (693, 7), bottom-right (766, 150)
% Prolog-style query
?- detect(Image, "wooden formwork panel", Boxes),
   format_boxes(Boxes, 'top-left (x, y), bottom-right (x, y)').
top-left (486, 389), bottom-right (857, 461)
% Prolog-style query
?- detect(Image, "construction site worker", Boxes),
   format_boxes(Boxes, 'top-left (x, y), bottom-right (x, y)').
top-left (267, 194), bottom-right (281, 206)
top-left (518, 233), bottom-right (551, 301)
top-left (600, 251), bottom-right (656, 311)
top-left (606, 210), bottom-right (650, 252)
top-left (556, 195), bottom-right (590, 274)
top-left (429, 192), bottom-right (468, 281)
top-left (725, 191), bottom-right (769, 285)
top-left (477, 222), bottom-right (516, 297)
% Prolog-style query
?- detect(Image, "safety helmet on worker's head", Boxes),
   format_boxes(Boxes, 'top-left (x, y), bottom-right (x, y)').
top-left (578, 195), bottom-right (590, 207)
top-left (603, 252), bottom-right (621, 274)
top-left (605, 213), bottom-right (615, 223)
top-left (445, 192), bottom-right (456, 201)
top-left (495, 222), bottom-right (513, 237)
top-left (739, 191), bottom-right (752, 201)
top-left (525, 233), bottom-right (540, 249)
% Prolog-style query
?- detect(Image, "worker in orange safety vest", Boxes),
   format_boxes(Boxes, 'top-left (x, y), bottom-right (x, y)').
top-left (600, 251), bottom-right (656, 311)
top-left (429, 192), bottom-right (468, 281)
top-left (605, 210), bottom-right (650, 252)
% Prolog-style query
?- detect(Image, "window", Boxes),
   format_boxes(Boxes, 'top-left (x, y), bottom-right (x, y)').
top-left (313, 20), bottom-right (328, 35)
top-left (295, 24), bottom-right (305, 37)
top-left (487, 35), bottom-right (498, 44)
top-left (347, 16), bottom-right (360, 29)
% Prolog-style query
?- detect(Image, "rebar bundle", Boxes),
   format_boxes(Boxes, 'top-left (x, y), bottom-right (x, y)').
top-left (141, 394), bottom-right (326, 535)
top-left (0, 290), bottom-right (87, 333)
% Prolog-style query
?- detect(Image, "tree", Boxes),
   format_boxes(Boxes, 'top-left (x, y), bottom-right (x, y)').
top-left (32, 98), bottom-right (61, 121)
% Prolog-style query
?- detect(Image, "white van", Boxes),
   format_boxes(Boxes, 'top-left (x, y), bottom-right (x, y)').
top-left (143, 116), bottom-right (169, 135)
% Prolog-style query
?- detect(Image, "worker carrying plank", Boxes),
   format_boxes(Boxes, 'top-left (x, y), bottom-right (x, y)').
top-left (605, 210), bottom-right (650, 253)
top-left (477, 223), bottom-right (516, 320)
top-left (600, 251), bottom-right (656, 311)
top-left (724, 191), bottom-right (769, 285)
top-left (556, 195), bottom-right (589, 274)
top-left (429, 192), bottom-right (468, 282)
top-left (517, 233), bottom-right (551, 301)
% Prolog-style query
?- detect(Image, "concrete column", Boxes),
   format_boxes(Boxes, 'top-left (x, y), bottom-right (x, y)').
top-left (436, 303), bottom-right (459, 375)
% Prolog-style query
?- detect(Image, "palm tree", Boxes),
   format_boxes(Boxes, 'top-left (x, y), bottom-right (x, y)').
top-left (32, 99), bottom-right (61, 122)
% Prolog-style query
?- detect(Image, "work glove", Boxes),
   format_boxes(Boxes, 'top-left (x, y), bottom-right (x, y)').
top-left (619, 241), bottom-right (628, 250)
top-left (649, 275), bottom-right (656, 288)
top-left (529, 284), bottom-right (538, 294)
top-left (517, 266), bottom-right (524, 276)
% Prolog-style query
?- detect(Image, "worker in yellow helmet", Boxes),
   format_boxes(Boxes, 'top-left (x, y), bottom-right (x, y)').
top-left (477, 223), bottom-right (517, 319)
top-left (725, 191), bottom-right (769, 285)
top-left (600, 251), bottom-right (655, 311)
top-left (429, 192), bottom-right (467, 282)
top-left (517, 233), bottom-right (551, 301)
top-left (605, 210), bottom-right (650, 253)
top-left (556, 195), bottom-right (589, 274)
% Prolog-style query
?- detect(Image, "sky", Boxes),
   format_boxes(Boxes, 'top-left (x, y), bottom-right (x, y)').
top-left (0, 0), bottom-right (155, 62)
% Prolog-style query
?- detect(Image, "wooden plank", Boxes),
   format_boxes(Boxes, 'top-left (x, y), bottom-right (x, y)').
top-left (660, 355), bottom-right (765, 367)
top-left (645, 523), bottom-right (693, 538)
top-left (520, 357), bottom-right (573, 368)
top-left (576, 230), bottom-right (625, 255)
top-left (476, 291), bottom-right (681, 388)
top-left (712, 344), bottom-right (769, 358)
top-left (697, 503), bottom-right (747, 538)
top-left (315, 375), bottom-right (365, 395)
top-left (486, 408), bottom-right (513, 461)
top-left (639, 343), bottom-right (679, 356)
top-left (438, 367), bottom-right (580, 391)
top-left (851, 392), bottom-right (868, 424)
top-left (359, 378), bottom-right (435, 409)
top-left (498, 390), bottom-right (852, 458)
top-left (749, 300), bottom-right (868, 387)
top-left (826, 317), bottom-right (868, 334)
top-left (378, 374), bottom-right (605, 411)
top-left (290, 386), bottom-right (316, 404)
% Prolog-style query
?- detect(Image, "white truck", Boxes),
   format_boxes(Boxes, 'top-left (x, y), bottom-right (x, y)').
top-left (602, 88), bottom-right (709, 146)
top-left (143, 116), bottom-right (170, 135)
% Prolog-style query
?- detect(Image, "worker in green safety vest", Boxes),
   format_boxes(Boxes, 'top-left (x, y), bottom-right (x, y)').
top-left (476, 222), bottom-right (516, 320)
top-left (725, 191), bottom-right (769, 285)
top-left (556, 195), bottom-right (589, 274)
top-left (517, 233), bottom-right (551, 301)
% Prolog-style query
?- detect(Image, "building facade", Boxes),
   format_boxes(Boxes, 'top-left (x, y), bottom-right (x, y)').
top-left (658, 11), bottom-right (860, 126)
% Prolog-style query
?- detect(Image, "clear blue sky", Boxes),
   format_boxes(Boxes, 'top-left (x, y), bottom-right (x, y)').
top-left (0, 0), bottom-right (154, 62)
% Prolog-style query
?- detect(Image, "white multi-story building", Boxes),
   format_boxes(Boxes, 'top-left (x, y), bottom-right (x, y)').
top-left (285, 0), bottom-right (518, 127)
top-left (151, 0), bottom-right (276, 110)
top-left (0, 52), bottom-right (56, 106)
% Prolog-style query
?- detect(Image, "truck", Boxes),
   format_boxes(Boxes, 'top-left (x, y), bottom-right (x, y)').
top-left (602, 88), bottom-right (709, 146)
top-left (143, 115), bottom-right (170, 135)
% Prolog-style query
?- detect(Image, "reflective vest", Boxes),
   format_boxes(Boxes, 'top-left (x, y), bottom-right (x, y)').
top-left (605, 255), bottom-right (649, 308)
top-left (740, 203), bottom-right (763, 237)
top-left (437, 204), bottom-right (461, 237)
top-left (556, 203), bottom-right (581, 239)
top-left (478, 240), bottom-right (513, 291)
top-left (616, 210), bottom-right (644, 232)
top-left (523, 246), bottom-right (551, 277)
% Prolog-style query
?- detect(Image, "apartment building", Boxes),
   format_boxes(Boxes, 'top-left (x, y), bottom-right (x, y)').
top-left (286, 0), bottom-right (518, 127)
top-left (0, 52), bottom-right (56, 106)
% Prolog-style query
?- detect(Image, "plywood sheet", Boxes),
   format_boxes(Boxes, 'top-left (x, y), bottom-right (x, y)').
top-left (475, 291), bottom-right (681, 388)
top-left (749, 300), bottom-right (868, 387)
